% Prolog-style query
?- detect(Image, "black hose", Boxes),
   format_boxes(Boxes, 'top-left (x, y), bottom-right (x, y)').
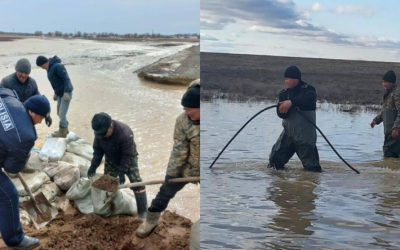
top-left (209, 105), bottom-right (278, 169)
top-left (209, 105), bottom-right (360, 174)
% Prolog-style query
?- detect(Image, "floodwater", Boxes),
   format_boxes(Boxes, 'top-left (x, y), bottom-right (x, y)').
top-left (201, 100), bottom-right (400, 250)
top-left (0, 38), bottom-right (199, 221)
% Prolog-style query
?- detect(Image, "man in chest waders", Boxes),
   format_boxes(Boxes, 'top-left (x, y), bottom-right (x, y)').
top-left (371, 70), bottom-right (400, 157)
top-left (268, 66), bottom-right (322, 172)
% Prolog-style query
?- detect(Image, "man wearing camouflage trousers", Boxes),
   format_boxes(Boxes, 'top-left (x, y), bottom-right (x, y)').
top-left (137, 79), bottom-right (200, 238)
top-left (371, 70), bottom-right (400, 157)
top-left (87, 112), bottom-right (147, 220)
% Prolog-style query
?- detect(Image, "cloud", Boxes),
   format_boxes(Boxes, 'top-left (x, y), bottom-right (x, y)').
top-left (200, 33), bottom-right (219, 41)
top-left (309, 3), bottom-right (376, 17)
top-left (311, 3), bottom-right (325, 11)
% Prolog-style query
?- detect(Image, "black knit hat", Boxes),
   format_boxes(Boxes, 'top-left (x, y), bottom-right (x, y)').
top-left (181, 85), bottom-right (200, 108)
top-left (24, 95), bottom-right (50, 117)
top-left (36, 56), bottom-right (48, 66)
top-left (91, 112), bottom-right (112, 138)
top-left (284, 66), bottom-right (301, 80)
top-left (383, 70), bottom-right (396, 84)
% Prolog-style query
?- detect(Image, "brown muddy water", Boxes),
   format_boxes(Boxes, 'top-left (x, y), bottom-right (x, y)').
top-left (0, 38), bottom-right (199, 221)
top-left (201, 101), bottom-right (400, 250)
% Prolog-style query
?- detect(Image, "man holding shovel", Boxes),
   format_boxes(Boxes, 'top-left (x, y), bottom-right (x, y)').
top-left (36, 55), bottom-right (73, 138)
top-left (0, 88), bottom-right (50, 249)
top-left (370, 70), bottom-right (400, 157)
top-left (137, 79), bottom-right (200, 238)
top-left (86, 113), bottom-right (148, 220)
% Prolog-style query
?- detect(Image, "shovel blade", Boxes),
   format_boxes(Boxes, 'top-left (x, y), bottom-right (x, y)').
top-left (22, 192), bottom-right (58, 229)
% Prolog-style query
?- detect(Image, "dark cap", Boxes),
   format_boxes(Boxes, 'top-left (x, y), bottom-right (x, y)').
top-left (24, 95), bottom-right (50, 117)
top-left (284, 66), bottom-right (301, 80)
top-left (383, 70), bottom-right (396, 84)
top-left (181, 84), bottom-right (200, 108)
top-left (36, 56), bottom-right (48, 66)
top-left (91, 112), bottom-right (112, 139)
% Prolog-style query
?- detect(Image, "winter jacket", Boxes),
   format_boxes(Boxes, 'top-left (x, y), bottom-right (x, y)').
top-left (374, 84), bottom-right (400, 131)
top-left (166, 112), bottom-right (200, 178)
top-left (277, 80), bottom-right (317, 119)
top-left (0, 73), bottom-right (40, 102)
top-left (0, 88), bottom-right (37, 174)
top-left (90, 120), bottom-right (137, 174)
top-left (47, 56), bottom-right (74, 97)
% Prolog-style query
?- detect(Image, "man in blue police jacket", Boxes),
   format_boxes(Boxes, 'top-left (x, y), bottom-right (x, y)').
top-left (0, 87), bottom-right (50, 249)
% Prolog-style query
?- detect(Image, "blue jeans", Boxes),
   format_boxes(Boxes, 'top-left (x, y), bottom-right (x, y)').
top-left (0, 170), bottom-right (24, 247)
top-left (57, 92), bottom-right (72, 127)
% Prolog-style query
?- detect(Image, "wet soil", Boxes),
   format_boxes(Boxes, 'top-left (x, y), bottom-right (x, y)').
top-left (201, 52), bottom-right (400, 104)
top-left (92, 175), bottom-right (119, 192)
top-left (138, 45), bottom-right (199, 85)
top-left (0, 210), bottom-right (191, 250)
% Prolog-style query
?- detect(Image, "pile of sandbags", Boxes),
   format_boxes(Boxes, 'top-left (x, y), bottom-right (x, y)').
top-left (11, 132), bottom-right (96, 205)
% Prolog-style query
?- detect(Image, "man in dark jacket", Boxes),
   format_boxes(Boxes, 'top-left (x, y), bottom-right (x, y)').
top-left (86, 113), bottom-right (147, 220)
top-left (0, 88), bottom-right (50, 249)
top-left (1, 58), bottom-right (52, 127)
top-left (371, 70), bottom-right (400, 157)
top-left (268, 66), bottom-right (321, 172)
top-left (36, 55), bottom-right (73, 138)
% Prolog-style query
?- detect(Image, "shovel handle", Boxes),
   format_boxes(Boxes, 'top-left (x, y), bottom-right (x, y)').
top-left (119, 177), bottom-right (200, 189)
top-left (17, 173), bottom-right (43, 214)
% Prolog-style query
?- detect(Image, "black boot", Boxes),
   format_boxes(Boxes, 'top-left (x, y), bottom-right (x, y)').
top-left (10, 235), bottom-right (40, 249)
top-left (134, 191), bottom-right (148, 221)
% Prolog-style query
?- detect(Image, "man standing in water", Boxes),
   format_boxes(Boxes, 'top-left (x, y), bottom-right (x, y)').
top-left (1, 58), bottom-right (52, 127)
top-left (137, 79), bottom-right (200, 238)
top-left (36, 55), bottom-right (73, 138)
top-left (268, 66), bottom-right (322, 172)
top-left (0, 89), bottom-right (50, 249)
top-left (370, 70), bottom-right (400, 157)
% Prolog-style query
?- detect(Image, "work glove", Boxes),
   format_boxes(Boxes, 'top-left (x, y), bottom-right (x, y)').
top-left (53, 94), bottom-right (58, 101)
top-left (165, 175), bottom-right (173, 183)
top-left (87, 165), bottom-right (97, 178)
top-left (45, 115), bottom-right (52, 127)
top-left (119, 172), bottom-right (126, 185)
top-left (62, 92), bottom-right (70, 102)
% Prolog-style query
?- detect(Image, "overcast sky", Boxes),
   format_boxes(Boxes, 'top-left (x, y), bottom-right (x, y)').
top-left (201, 0), bottom-right (400, 62)
top-left (0, 0), bottom-right (199, 34)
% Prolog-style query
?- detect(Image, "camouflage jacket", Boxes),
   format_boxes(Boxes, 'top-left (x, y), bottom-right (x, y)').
top-left (374, 84), bottom-right (400, 130)
top-left (166, 112), bottom-right (200, 177)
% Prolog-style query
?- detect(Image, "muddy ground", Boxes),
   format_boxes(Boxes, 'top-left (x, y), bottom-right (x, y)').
top-left (0, 209), bottom-right (191, 250)
top-left (138, 45), bottom-right (200, 85)
top-left (201, 52), bottom-right (400, 104)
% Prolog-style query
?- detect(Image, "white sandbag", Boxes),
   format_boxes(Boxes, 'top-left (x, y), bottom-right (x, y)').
top-left (43, 161), bottom-right (76, 178)
top-left (75, 139), bottom-right (89, 145)
top-left (61, 152), bottom-right (91, 178)
top-left (67, 174), bottom-right (137, 217)
top-left (39, 137), bottom-right (67, 162)
top-left (66, 177), bottom-right (94, 214)
top-left (26, 151), bottom-right (45, 171)
top-left (91, 176), bottom-right (137, 217)
top-left (54, 167), bottom-right (80, 191)
top-left (19, 181), bottom-right (62, 204)
top-left (66, 132), bottom-right (80, 143)
top-left (190, 219), bottom-right (200, 250)
top-left (67, 142), bottom-right (94, 161)
top-left (11, 171), bottom-right (50, 196)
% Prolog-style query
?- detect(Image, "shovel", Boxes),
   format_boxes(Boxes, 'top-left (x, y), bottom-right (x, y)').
top-left (17, 173), bottom-right (58, 229)
top-left (118, 177), bottom-right (200, 189)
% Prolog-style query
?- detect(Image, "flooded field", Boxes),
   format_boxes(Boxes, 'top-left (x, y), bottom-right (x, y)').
top-left (0, 38), bottom-right (199, 221)
top-left (201, 101), bottom-right (400, 249)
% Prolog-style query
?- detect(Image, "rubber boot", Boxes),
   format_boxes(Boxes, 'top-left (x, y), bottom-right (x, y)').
top-left (10, 235), bottom-right (40, 249)
top-left (52, 125), bottom-right (68, 138)
top-left (134, 191), bottom-right (148, 221)
top-left (136, 211), bottom-right (161, 238)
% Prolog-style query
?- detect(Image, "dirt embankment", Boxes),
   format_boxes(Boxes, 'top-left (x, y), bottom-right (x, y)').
top-left (0, 210), bottom-right (192, 250)
top-left (137, 45), bottom-right (200, 85)
top-left (201, 52), bottom-right (400, 105)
